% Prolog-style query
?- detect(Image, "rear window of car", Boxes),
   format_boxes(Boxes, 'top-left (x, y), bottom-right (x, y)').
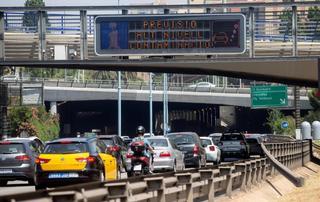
top-left (101, 139), bottom-right (114, 146)
top-left (44, 142), bottom-right (88, 154)
top-left (201, 139), bottom-right (212, 146)
top-left (246, 138), bottom-right (259, 143)
top-left (168, 134), bottom-right (196, 145)
top-left (221, 134), bottom-right (244, 141)
top-left (0, 143), bottom-right (25, 154)
top-left (148, 139), bottom-right (168, 147)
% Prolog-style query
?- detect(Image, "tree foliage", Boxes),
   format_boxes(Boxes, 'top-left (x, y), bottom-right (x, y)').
top-left (307, 1), bottom-right (320, 39)
top-left (8, 106), bottom-right (60, 142)
top-left (22, 0), bottom-right (46, 28)
top-left (266, 109), bottom-right (296, 136)
top-left (304, 89), bottom-right (320, 123)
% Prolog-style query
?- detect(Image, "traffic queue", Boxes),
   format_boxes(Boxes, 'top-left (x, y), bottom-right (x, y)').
top-left (0, 127), bottom-right (265, 189)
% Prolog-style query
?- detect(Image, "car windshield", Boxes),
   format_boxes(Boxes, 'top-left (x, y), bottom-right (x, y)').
top-left (0, 143), bottom-right (25, 154)
top-left (148, 139), bottom-right (168, 147)
top-left (168, 134), bottom-right (195, 145)
top-left (101, 139), bottom-right (114, 146)
top-left (44, 142), bottom-right (88, 154)
top-left (221, 134), bottom-right (244, 141)
top-left (201, 139), bottom-right (212, 146)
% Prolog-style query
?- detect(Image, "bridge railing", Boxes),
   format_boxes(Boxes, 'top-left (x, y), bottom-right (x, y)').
top-left (1, 140), bottom-right (318, 202)
top-left (2, 78), bottom-right (312, 96)
top-left (2, 2), bottom-right (320, 60)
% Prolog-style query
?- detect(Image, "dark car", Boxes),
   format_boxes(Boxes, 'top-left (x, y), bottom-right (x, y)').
top-left (218, 133), bottom-right (250, 161)
top-left (0, 137), bottom-right (44, 186)
top-left (165, 132), bottom-right (206, 168)
top-left (34, 137), bottom-right (117, 190)
top-left (244, 134), bottom-right (265, 157)
top-left (99, 135), bottom-right (128, 172)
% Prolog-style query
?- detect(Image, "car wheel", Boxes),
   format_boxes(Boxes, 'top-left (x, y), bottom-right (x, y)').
top-left (28, 179), bottom-right (35, 185)
top-left (35, 184), bottom-right (46, 190)
top-left (0, 180), bottom-right (7, 186)
top-left (196, 158), bottom-right (201, 169)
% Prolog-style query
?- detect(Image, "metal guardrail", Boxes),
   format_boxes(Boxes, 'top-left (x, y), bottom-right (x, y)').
top-left (1, 140), bottom-right (318, 202)
top-left (0, 158), bottom-right (269, 202)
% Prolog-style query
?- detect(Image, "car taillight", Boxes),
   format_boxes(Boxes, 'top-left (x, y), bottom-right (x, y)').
top-left (193, 145), bottom-right (200, 156)
top-left (159, 151), bottom-right (171, 157)
top-left (126, 153), bottom-right (133, 158)
top-left (0, 141), bottom-right (11, 145)
top-left (15, 155), bottom-right (30, 161)
top-left (76, 156), bottom-right (95, 163)
top-left (35, 157), bottom-right (50, 164)
top-left (107, 145), bottom-right (120, 152)
top-left (209, 146), bottom-right (215, 151)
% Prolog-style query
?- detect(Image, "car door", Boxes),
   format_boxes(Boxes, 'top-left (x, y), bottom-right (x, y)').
top-left (96, 140), bottom-right (117, 180)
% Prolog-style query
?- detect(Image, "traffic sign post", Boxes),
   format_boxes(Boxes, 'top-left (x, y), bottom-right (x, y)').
top-left (250, 85), bottom-right (288, 108)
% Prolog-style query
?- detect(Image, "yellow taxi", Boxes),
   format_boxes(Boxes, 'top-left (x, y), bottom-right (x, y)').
top-left (34, 137), bottom-right (117, 190)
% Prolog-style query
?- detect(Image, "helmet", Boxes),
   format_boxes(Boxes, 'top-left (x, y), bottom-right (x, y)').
top-left (136, 126), bottom-right (145, 135)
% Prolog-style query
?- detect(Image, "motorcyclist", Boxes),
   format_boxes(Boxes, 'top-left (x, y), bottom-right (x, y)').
top-left (131, 126), bottom-right (154, 157)
top-left (130, 126), bottom-right (154, 174)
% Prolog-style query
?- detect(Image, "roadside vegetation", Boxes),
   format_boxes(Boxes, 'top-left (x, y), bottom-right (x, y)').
top-left (266, 109), bottom-right (296, 136)
top-left (8, 106), bottom-right (59, 142)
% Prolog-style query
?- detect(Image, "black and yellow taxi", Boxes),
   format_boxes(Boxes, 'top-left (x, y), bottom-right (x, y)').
top-left (34, 137), bottom-right (117, 190)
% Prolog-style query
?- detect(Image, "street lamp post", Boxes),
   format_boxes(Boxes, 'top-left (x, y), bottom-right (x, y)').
top-left (149, 73), bottom-right (153, 135)
top-left (118, 71), bottom-right (121, 137)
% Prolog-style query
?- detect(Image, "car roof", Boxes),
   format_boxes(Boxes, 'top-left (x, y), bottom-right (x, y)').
top-left (146, 136), bottom-right (168, 140)
top-left (98, 135), bottom-right (118, 138)
top-left (1, 139), bottom-right (31, 143)
top-left (167, 132), bottom-right (197, 136)
top-left (209, 133), bottom-right (222, 136)
top-left (200, 137), bottom-right (212, 140)
top-left (49, 137), bottom-right (95, 144)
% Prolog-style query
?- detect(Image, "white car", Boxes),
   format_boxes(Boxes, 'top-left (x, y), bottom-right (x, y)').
top-left (188, 82), bottom-right (216, 89)
top-left (0, 75), bottom-right (19, 82)
top-left (200, 137), bottom-right (221, 164)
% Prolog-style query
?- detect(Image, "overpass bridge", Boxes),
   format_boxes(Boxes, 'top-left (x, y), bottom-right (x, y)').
top-left (39, 79), bottom-right (312, 109)
top-left (1, 2), bottom-right (320, 86)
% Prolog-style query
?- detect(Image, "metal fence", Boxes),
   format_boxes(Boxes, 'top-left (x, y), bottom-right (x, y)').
top-left (2, 2), bottom-right (320, 60)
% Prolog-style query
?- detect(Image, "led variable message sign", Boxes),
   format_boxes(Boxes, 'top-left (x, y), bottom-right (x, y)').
top-left (95, 14), bottom-right (246, 56)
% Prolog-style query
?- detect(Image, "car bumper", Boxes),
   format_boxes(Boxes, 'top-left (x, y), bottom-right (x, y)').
top-left (0, 165), bottom-right (34, 181)
top-left (221, 150), bottom-right (247, 158)
top-left (206, 152), bottom-right (219, 162)
top-left (184, 156), bottom-right (200, 166)
top-left (36, 169), bottom-right (100, 187)
top-left (153, 158), bottom-right (174, 171)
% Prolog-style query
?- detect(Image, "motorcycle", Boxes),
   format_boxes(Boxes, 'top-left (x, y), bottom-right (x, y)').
top-left (127, 141), bottom-right (152, 177)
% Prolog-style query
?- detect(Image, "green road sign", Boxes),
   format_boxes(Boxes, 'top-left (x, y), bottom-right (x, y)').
top-left (250, 85), bottom-right (288, 108)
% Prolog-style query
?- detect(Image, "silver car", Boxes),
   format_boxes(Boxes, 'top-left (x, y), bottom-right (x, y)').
top-left (148, 136), bottom-right (185, 172)
top-left (0, 137), bottom-right (43, 186)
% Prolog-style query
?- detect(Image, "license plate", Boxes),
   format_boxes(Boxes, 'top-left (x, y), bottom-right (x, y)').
top-left (48, 173), bottom-right (79, 179)
top-left (133, 164), bottom-right (142, 171)
top-left (0, 169), bottom-right (12, 174)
